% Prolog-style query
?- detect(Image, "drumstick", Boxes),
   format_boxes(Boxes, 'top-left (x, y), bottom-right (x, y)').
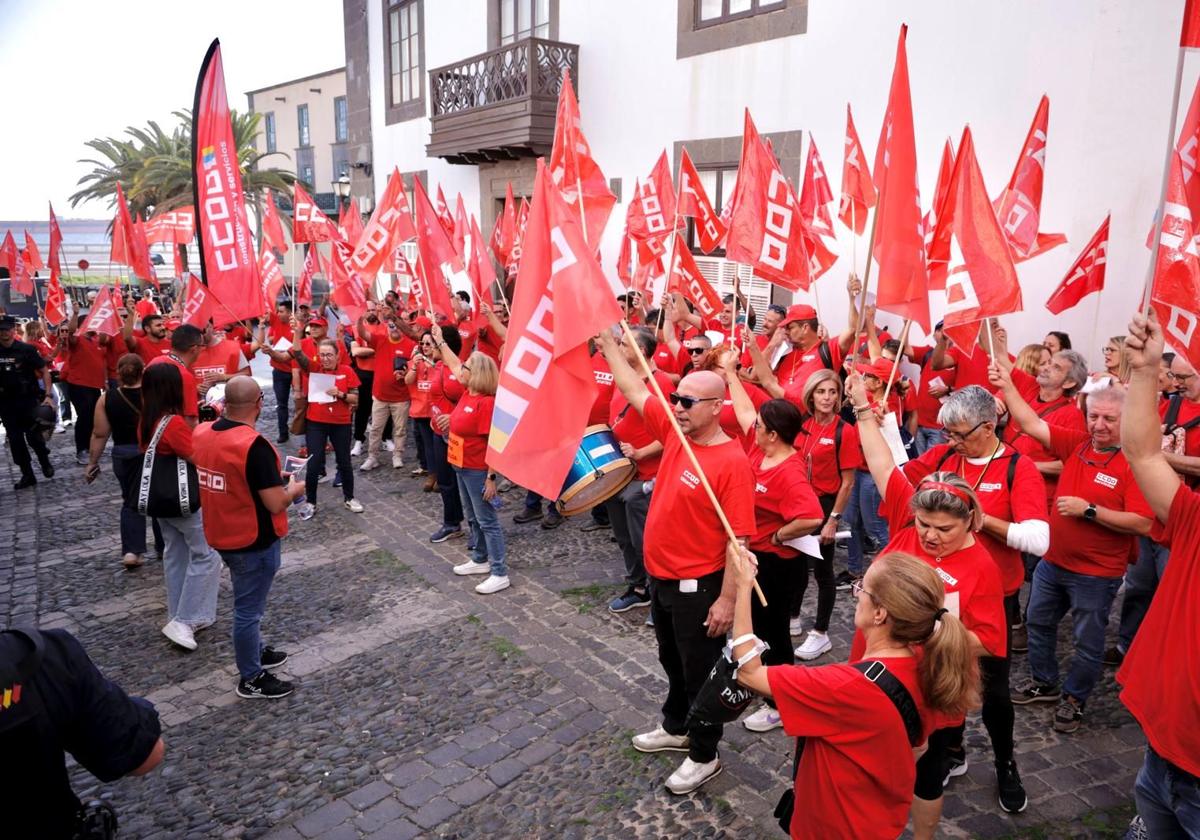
top-left (619, 321), bottom-right (768, 608)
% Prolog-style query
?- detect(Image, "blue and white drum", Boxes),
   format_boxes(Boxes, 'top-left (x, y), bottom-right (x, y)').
top-left (557, 425), bottom-right (636, 516)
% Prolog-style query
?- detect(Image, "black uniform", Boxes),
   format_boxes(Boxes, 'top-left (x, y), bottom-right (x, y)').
top-left (0, 338), bottom-right (52, 482)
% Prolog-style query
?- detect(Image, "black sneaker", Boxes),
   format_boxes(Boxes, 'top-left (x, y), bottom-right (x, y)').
top-left (14, 475), bottom-right (36, 490)
top-left (942, 748), bottom-right (969, 787)
top-left (1053, 697), bottom-right (1083, 733)
top-left (834, 571), bottom-right (854, 591)
top-left (1010, 679), bottom-right (1061, 705)
top-left (513, 507), bottom-right (543, 524)
top-left (39, 460), bottom-right (54, 478)
top-left (260, 647), bottom-right (288, 670)
top-left (1010, 623), bottom-right (1028, 654)
top-left (996, 760), bottom-right (1028, 813)
top-left (1103, 645), bottom-right (1125, 667)
top-left (236, 670), bottom-right (294, 699)
top-left (541, 510), bottom-right (565, 530)
top-left (277, 432), bottom-right (289, 444)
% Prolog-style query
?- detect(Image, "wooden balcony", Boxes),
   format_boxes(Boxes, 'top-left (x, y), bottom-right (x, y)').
top-left (427, 37), bottom-right (579, 165)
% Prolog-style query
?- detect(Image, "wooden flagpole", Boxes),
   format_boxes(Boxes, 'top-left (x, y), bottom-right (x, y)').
top-left (985, 317), bottom-right (997, 360)
top-left (881, 318), bottom-right (912, 405)
top-left (1089, 289), bottom-right (1103, 361)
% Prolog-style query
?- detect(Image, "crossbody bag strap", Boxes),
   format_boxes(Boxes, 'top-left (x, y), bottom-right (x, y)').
top-left (137, 415), bottom-right (174, 514)
top-left (853, 660), bottom-right (924, 747)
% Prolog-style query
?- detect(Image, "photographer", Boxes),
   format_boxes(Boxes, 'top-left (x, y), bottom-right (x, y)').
top-left (0, 314), bottom-right (55, 488)
top-left (357, 315), bottom-right (414, 472)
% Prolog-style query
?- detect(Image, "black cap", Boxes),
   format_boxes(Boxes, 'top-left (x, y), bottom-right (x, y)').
top-left (0, 315), bottom-right (16, 329)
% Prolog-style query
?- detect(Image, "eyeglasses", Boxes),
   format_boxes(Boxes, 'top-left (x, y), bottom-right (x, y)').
top-left (686, 346), bottom-right (707, 356)
top-left (1167, 371), bottom-right (1195, 381)
top-left (850, 579), bottom-right (875, 600)
top-left (942, 419), bottom-right (988, 442)
top-left (668, 393), bottom-right (719, 410)
top-left (461, 364), bottom-right (471, 373)
top-left (1102, 346), bottom-right (1117, 354)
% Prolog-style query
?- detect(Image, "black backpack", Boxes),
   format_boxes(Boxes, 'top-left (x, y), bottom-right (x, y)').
top-left (934, 446), bottom-right (1021, 490)
top-left (1163, 393), bottom-right (1200, 435)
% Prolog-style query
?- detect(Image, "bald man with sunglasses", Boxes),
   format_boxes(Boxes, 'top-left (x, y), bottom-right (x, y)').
top-left (597, 329), bottom-right (755, 797)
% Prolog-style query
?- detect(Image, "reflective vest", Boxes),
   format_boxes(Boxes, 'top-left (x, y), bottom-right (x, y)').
top-left (191, 422), bottom-right (288, 550)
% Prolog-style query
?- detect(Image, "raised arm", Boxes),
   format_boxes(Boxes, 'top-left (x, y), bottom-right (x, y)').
top-left (745, 326), bottom-right (785, 398)
top-left (930, 329), bottom-right (955, 371)
top-left (1122, 309), bottom-right (1180, 523)
top-left (989, 362), bottom-right (1051, 448)
top-left (720, 348), bottom-right (756, 436)
top-left (836, 274), bottom-right (863, 354)
top-left (122, 305), bottom-right (137, 351)
top-left (845, 373), bottom-right (897, 497)
top-left (597, 328), bottom-right (650, 416)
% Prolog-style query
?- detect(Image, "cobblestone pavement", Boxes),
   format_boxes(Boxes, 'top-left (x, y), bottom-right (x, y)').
top-left (1, 405), bottom-right (1146, 839)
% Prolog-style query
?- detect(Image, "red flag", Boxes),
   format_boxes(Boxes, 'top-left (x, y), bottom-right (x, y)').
top-left (924, 139), bottom-right (955, 281)
top-left (616, 232), bottom-right (633, 284)
top-left (110, 182), bottom-right (135, 268)
top-left (1151, 152), bottom-right (1200, 365)
top-left (630, 254), bottom-right (662, 297)
top-left (329, 239), bottom-right (368, 320)
top-left (627, 151), bottom-right (678, 249)
top-left (259, 240), bottom-right (286, 306)
top-left (667, 233), bottom-right (722, 322)
top-left (130, 218), bottom-right (158, 286)
top-left (935, 127), bottom-right (1023, 337)
top-left (1183, 0), bottom-right (1200, 48)
top-left (297, 248), bottom-right (316, 307)
top-left (0, 230), bottom-right (16, 276)
top-left (23, 231), bottom-right (44, 271)
top-left (291, 183), bottom-right (340, 243)
top-left (180, 273), bottom-right (217, 327)
top-left (412, 178), bottom-right (462, 319)
top-left (352, 167), bottom-right (416, 277)
top-left (548, 69), bottom-right (616, 247)
top-left (725, 110), bottom-right (811, 292)
top-left (45, 268), bottom-right (67, 325)
top-left (1045, 215), bottom-right (1109, 315)
top-left (10, 251), bottom-right (32, 296)
top-left (263, 191), bottom-right (290, 253)
top-left (486, 159), bottom-right (623, 499)
top-left (800, 135), bottom-right (836, 237)
top-left (144, 206), bottom-right (196, 245)
top-left (871, 27), bottom-right (930, 331)
top-left (507, 198), bottom-right (530, 278)
top-left (173, 245), bottom-right (185, 278)
top-left (111, 281), bottom-right (125, 313)
top-left (82, 286), bottom-right (123, 336)
top-left (491, 183), bottom-right (517, 265)
top-left (451, 194), bottom-right (469, 260)
top-left (338, 197), bottom-right (365, 249)
top-left (48, 203), bottom-right (63, 274)
top-left (467, 216), bottom-right (496, 327)
top-left (434, 185), bottom-right (455, 237)
top-left (410, 251), bottom-right (455, 320)
top-left (192, 40), bottom-right (263, 321)
top-left (838, 104), bottom-right (877, 235)
top-left (678, 148), bottom-right (726, 253)
top-left (993, 95), bottom-right (1053, 259)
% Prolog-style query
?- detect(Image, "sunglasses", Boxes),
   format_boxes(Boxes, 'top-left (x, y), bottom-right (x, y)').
top-left (686, 346), bottom-right (707, 356)
top-left (943, 419), bottom-right (988, 442)
top-left (668, 393), bottom-right (718, 410)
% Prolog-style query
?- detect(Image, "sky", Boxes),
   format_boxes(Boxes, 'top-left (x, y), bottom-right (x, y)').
top-left (0, 0), bottom-right (345, 221)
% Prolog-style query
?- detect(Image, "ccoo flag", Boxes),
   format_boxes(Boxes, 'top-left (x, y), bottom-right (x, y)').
top-left (192, 39), bottom-right (262, 322)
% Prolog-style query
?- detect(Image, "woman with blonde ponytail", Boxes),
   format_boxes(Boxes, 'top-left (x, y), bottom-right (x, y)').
top-left (729, 546), bottom-right (979, 840)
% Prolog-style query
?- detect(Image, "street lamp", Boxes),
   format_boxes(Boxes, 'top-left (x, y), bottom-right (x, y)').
top-left (332, 174), bottom-right (351, 211)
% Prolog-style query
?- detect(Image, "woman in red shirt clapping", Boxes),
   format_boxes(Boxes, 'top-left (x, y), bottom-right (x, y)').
top-left (298, 339), bottom-right (363, 519)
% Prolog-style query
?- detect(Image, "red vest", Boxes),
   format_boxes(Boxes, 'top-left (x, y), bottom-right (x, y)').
top-left (192, 422), bottom-right (288, 550)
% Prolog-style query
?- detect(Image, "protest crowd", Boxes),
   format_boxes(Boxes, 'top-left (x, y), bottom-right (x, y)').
top-left (3, 27), bottom-right (1200, 840)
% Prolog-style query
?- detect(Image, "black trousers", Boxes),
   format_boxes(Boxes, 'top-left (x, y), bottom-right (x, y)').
top-left (305, 421), bottom-right (354, 506)
top-left (650, 570), bottom-right (727, 763)
top-left (419, 423), bottom-right (462, 526)
top-left (1, 402), bottom-right (50, 476)
top-left (354, 369), bottom-right (374, 443)
top-left (792, 493), bottom-right (837, 632)
top-left (66, 384), bottom-right (100, 454)
top-left (413, 416), bottom-right (430, 470)
top-left (947, 594), bottom-right (1017, 767)
top-left (271, 369), bottom-right (291, 439)
top-left (750, 550), bottom-right (800, 709)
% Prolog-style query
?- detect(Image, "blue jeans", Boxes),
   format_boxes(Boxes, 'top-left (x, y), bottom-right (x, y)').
top-left (456, 467), bottom-right (507, 577)
top-left (914, 426), bottom-right (947, 455)
top-left (111, 444), bottom-right (164, 557)
top-left (159, 509), bottom-right (222, 627)
top-left (844, 471), bottom-right (889, 576)
top-left (1135, 747), bottom-right (1200, 838)
top-left (222, 541), bottom-right (282, 680)
top-left (1117, 536), bottom-right (1170, 652)
top-left (1026, 560), bottom-right (1122, 705)
top-left (271, 369), bottom-right (292, 438)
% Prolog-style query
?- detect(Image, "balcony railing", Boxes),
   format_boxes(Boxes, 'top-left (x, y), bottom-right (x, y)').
top-left (427, 37), bottom-right (579, 164)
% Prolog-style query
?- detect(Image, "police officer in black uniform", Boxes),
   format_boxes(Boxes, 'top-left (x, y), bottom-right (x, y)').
top-left (0, 628), bottom-right (165, 839)
top-left (0, 314), bottom-right (55, 488)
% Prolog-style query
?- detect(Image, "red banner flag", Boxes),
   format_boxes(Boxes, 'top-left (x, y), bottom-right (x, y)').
top-left (451, 194), bottom-right (469, 260)
top-left (628, 151), bottom-right (678, 249)
top-left (329, 239), bottom-right (369, 320)
top-left (667, 233), bottom-right (722, 322)
top-left (507, 198), bottom-right (530, 279)
top-left (725, 110), bottom-right (811, 292)
top-left (548, 68), bottom-right (616, 247)
top-left (434, 185), bottom-right (455, 237)
top-left (924, 138), bottom-right (955, 284)
top-left (110, 182), bottom-right (135, 268)
top-left (263, 191), bottom-right (290, 253)
top-left (412, 178), bottom-right (462, 320)
top-left (351, 167), bottom-right (416, 278)
top-left (1183, 0), bottom-right (1200, 48)
top-left (616, 231), bottom-right (633, 284)
top-left (487, 159), bottom-right (623, 498)
top-left (800, 135), bottom-right (836, 238)
top-left (1151, 151), bottom-right (1200, 371)
top-left (180, 273), bottom-right (217, 327)
top-left (10, 251), bottom-right (32, 296)
top-left (491, 182), bottom-right (517, 265)
top-left (467, 216), bottom-right (496, 328)
top-left (871, 26), bottom-right (930, 331)
top-left (296, 248), bottom-right (316, 307)
top-left (23, 230), bottom-right (44, 271)
top-left (1045, 215), bottom-right (1109, 315)
top-left (259, 240), bottom-right (287, 307)
top-left (192, 40), bottom-right (262, 322)
top-left (0, 230), bottom-right (16, 276)
top-left (993, 95), bottom-right (1053, 259)
top-left (82, 286), bottom-right (123, 336)
top-left (935, 127), bottom-right (1023, 338)
top-left (339, 197), bottom-right (365, 249)
top-left (130, 218), bottom-right (158, 286)
top-left (45, 268), bottom-right (67, 325)
top-left (144, 206), bottom-right (196, 245)
top-left (678, 148), bottom-right (726, 253)
top-left (838, 104), bottom-right (877, 235)
top-left (48, 203), bottom-right (63, 274)
top-left (291, 183), bottom-right (339, 244)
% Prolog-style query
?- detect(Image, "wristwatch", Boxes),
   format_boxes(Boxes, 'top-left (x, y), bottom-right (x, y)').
top-left (830, 512), bottom-right (842, 521)
top-left (1084, 503), bottom-right (1098, 521)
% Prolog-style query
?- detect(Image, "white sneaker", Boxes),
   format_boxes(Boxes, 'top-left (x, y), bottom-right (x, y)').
top-left (350, 440), bottom-right (363, 456)
top-left (795, 631), bottom-right (832, 661)
top-left (296, 502), bottom-right (316, 521)
top-left (360, 456), bottom-right (380, 472)
top-left (665, 756), bottom-right (722, 795)
top-left (162, 619), bottom-right (197, 651)
top-left (453, 560), bottom-right (491, 576)
top-left (743, 706), bottom-right (782, 732)
top-left (384, 440), bottom-right (396, 452)
top-left (474, 575), bottom-right (511, 594)
top-left (344, 499), bottom-right (364, 514)
top-left (317, 473), bottom-right (332, 484)
top-left (631, 725), bottom-right (690, 753)
top-left (392, 454), bottom-right (404, 469)
top-left (789, 616), bottom-right (804, 636)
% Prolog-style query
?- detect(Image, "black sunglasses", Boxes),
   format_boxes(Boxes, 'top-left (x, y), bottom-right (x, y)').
top-left (686, 346), bottom-right (707, 355)
top-left (668, 393), bottom-right (718, 410)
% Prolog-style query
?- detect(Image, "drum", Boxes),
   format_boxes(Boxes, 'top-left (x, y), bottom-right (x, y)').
top-left (557, 425), bottom-right (636, 516)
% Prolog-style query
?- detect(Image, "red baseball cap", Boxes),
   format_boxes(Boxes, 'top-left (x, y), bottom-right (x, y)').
top-left (782, 304), bottom-right (818, 326)
top-left (164, 318), bottom-right (182, 330)
top-left (414, 316), bottom-right (433, 329)
top-left (854, 357), bottom-right (895, 379)
top-left (308, 317), bottom-right (328, 327)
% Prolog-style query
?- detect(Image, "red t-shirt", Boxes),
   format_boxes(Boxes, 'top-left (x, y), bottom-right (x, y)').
top-left (135, 299), bottom-right (158, 319)
top-left (1161, 395), bottom-right (1200, 488)
top-left (139, 414), bottom-right (193, 458)
top-left (719, 382), bottom-right (770, 445)
top-left (448, 392), bottom-right (494, 470)
top-left (192, 340), bottom-right (245, 380)
top-left (767, 657), bottom-right (931, 840)
top-left (910, 346), bottom-right (958, 429)
top-left (903, 443), bottom-right (1048, 594)
top-left (429, 364), bottom-right (464, 418)
top-left (477, 327), bottom-right (503, 362)
top-left (775, 338), bottom-right (844, 402)
top-left (1003, 368), bottom-right (1086, 503)
top-left (65, 335), bottom-right (107, 389)
top-left (355, 321), bottom-right (386, 372)
top-left (128, 332), bottom-right (170, 366)
top-left (652, 346), bottom-right (680, 377)
top-left (104, 335), bottom-right (122, 379)
top-left (409, 358), bottom-right (436, 418)
top-left (588, 354), bottom-right (615, 427)
top-left (641, 398), bottom-right (756, 580)
top-left (303, 365), bottom-right (359, 425)
top-left (456, 322), bottom-right (477, 361)
top-left (369, 334), bottom-right (415, 402)
top-left (267, 316), bottom-right (296, 373)
top-left (948, 344), bottom-right (994, 391)
top-left (795, 416), bottom-right (861, 497)
top-left (1117, 483), bottom-right (1200, 776)
top-left (748, 445), bottom-right (822, 557)
top-left (1044, 426), bottom-right (1153, 577)
top-left (610, 371), bottom-right (676, 480)
top-left (879, 468), bottom-right (1007, 659)
top-left (147, 354), bottom-right (199, 418)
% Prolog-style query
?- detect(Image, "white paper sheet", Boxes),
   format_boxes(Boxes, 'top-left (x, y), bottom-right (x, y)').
top-left (308, 372), bottom-right (337, 403)
top-left (783, 534), bottom-right (823, 557)
top-left (879, 411), bottom-right (910, 466)
top-left (272, 336), bottom-right (292, 353)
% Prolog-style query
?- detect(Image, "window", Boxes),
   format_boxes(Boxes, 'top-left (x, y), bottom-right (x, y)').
top-left (386, 0), bottom-right (423, 120)
top-left (297, 148), bottom-right (315, 188)
top-left (499, 0), bottom-right (550, 44)
top-left (297, 104), bottom-right (310, 147)
top-left (687, 165), bottom-right (738, 253)
top-left (334, 97), bottom-right (348, 143)
top-left (264, 112), bottom-right (277, 153)
top-left (695, 0), bottom-right (784, 26)
top-left (332, 146), bottom-right (349, 180)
